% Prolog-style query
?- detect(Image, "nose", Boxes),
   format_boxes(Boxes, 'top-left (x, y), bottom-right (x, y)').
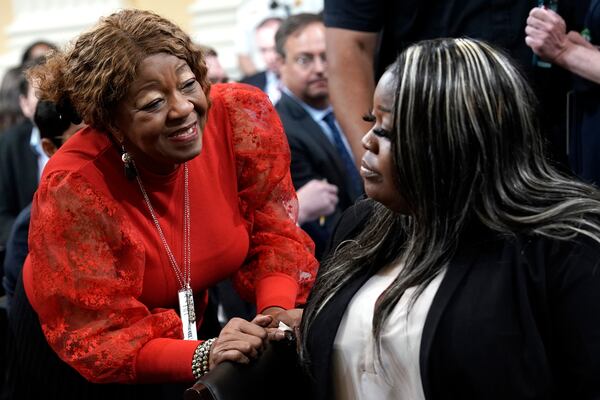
top-left (168, 91), bottom-right (194, 120)
top-left (362, 129), bottom-right (378, 153)
top-left (313, 56), bottom-right (326, 73)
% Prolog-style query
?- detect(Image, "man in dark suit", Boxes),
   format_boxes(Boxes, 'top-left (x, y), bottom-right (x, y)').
top-left (274, 13), bottom-right (363, 259)
top-left (0, 64), bottom-right (41, 265)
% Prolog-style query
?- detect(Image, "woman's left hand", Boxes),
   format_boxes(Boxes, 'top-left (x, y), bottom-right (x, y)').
top-left (208, 315), bottom-right (271, 369)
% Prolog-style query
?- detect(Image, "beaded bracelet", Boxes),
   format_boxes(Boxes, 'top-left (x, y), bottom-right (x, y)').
top-left (192, 337), bottom-right (217, 380)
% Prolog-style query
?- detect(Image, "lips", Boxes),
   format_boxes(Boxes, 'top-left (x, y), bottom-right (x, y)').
top-left (309, 78), bottom-right (328, 86)
top-left (360, 159), bottom-right (379, 179)
top-left (168, 121), bottom-right (198, 143)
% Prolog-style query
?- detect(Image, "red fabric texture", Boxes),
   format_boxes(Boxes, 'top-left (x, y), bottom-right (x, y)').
top-left (23, 83), bottom-right (317, 384)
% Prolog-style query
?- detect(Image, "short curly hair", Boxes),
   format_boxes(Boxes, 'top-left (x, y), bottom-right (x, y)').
top-left (29, 9), bottom-right (210, 133)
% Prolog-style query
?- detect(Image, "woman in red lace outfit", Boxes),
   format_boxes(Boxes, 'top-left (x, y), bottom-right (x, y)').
top-left (4, 9), bottom-right (317, 399)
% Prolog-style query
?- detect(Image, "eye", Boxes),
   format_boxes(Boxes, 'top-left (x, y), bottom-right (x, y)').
top-left (182, 78), bottom-right (198, 92)
top-left (295, 54), bottom-right (312, 67)
top-left (372, 127), bottom-right (391, 138)
top-left (141, 98), bottom-right (163, 111)
top-left (362, 112), bottom-right (376, 123)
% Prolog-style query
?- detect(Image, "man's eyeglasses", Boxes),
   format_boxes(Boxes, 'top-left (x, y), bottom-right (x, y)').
top-left (293, 53), bottom-right (327, 69)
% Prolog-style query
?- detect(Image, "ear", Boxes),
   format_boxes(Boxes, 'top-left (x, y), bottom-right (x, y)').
top-left (18, 94), bottom-right (32, 119)
top-left (109, 124), bottom-right (125, 144)
top-left (41, 138), bottom-right (58, 157)
top-left (276, 54), bottom-right (287, 80)
top-left (273, 54), bottom-right (284, 75)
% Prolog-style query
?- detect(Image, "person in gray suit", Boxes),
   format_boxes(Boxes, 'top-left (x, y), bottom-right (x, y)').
top-left (274, 13), bottom-right (362, 259)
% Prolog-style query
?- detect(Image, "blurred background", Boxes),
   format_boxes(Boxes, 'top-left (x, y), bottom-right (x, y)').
top-left (0, 0), bottom-right (245, 79)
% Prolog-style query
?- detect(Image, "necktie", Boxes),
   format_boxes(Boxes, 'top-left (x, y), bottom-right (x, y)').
top-left (322, 111), bottom-right (363, 198)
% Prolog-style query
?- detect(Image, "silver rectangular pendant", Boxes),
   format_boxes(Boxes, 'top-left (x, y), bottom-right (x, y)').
top-left (178, 287), bottom-right (198, 340)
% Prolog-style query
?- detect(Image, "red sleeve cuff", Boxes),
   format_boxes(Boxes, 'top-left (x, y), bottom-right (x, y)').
top-left (255, 273), bottom-right (299, 312)
top-left (136, 338), bottom-right (201, 383)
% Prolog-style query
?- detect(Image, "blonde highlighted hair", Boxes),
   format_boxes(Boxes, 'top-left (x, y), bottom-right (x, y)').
top-left (301, 38), bottom-right (600, 364)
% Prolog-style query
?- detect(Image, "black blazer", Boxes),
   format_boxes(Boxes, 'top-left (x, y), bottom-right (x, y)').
top-left (240, 71), bottom-right (267, 92)
top-left (275, 92), bottom-right (361, 259)
top-left (0, 120), bottom-right (37, 247)
top-left (306, 201), bottom-right (600, 399)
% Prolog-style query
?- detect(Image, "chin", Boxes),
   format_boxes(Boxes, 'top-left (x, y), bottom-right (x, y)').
top-left (168, 143), bottom-right (202, 165)
top-left (366, 188), bottom-right (409, 214)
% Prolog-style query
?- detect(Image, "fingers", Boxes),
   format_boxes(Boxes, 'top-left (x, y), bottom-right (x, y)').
top-left (210, 317), bottom-right (270, 368)
top-left (251, 314), bottom-right (273, 328)
top-left (276, 308), bottom-right (303, 329)
top-left (529, 7), bottom-right (562, 25)
top-left (525, 9), bottom-right (569, 62)
top-left (266, 327), bottom-right (287, 341)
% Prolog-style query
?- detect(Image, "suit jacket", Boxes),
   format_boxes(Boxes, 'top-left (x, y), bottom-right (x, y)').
top-left (0, 120), bottom-right (37, 248)
top-left (2, 203), bottom-right (31, 308)
top-left (240, 71), bottom-right (267, 92)
top-left (306, 200), bottom-right (600, 399)
top-left (275, 92), bottom-right (361, 259)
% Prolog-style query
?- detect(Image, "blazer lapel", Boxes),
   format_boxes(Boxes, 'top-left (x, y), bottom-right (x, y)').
top-left (419, 238), bottom-right (479, 400)
top-left (307, 263), bottom-right (378, 400)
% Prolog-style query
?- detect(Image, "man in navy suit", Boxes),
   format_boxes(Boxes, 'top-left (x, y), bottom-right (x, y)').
top-left (274, 13), bottom-right (363, 259)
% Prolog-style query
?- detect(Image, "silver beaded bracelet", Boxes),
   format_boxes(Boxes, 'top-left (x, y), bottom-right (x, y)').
top-left (192, 337), bottom-right (217, 380)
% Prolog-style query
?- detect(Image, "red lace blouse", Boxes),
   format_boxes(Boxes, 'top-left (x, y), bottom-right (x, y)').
top-left (22, 83), bottom-right (317, 384)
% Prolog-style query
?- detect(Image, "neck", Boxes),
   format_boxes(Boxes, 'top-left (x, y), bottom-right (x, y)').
top-left (304, 97), bottom-right (329, 110)
top-left (134, 156), bottom-right (178, 176)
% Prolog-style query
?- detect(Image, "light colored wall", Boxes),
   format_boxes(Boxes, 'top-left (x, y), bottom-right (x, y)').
top-left (0, 0), bottom-right (237, 77)
top-left (0, 0), bottom-right (13, 55)
top-left (131, 0), bottom-right (194, 32)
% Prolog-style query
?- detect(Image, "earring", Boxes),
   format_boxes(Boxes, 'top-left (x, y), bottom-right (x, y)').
top-left (121, 146), bottom-right (137, 180)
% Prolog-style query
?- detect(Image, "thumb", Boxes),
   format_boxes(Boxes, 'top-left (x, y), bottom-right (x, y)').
top-left (251, 314), bottom-right (273, 327)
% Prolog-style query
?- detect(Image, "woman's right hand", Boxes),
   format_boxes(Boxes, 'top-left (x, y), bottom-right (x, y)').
top-left (208, 315), bottom-right (272, 369)
top-left (297, 179), bottom-right (339, 225)
top-left (525, 7), bottom-right (569, 63)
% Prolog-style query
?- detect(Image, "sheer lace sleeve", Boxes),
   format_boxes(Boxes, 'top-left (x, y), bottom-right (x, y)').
top-left (217, 83), bottom-right (318, 311)
top-left (27, 171), bottom-right (184, 383)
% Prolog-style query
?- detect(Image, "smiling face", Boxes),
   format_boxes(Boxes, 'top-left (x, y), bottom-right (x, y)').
top-left (114, 53), bottom-right (208, 174)
top-left (360, 69), bottom-right (408, 213)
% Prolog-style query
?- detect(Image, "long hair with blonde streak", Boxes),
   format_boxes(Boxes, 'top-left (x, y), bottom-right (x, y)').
top-left (301, 38), bottom-right (600, 364)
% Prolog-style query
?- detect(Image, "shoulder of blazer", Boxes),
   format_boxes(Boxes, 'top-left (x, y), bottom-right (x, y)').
top-left (239, 71), bottom-right (267, 90)
top-left (0, 120), bottom-right (33, 145)
top-left (0, 120), bottom-right (34, 161)
top-left (275, 92), bottom-right (313, 122)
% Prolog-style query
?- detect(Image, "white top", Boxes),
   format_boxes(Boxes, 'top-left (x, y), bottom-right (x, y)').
top-left (29, 125), bottom-right (49, 181)
top-left (264, 70), bottom-right (282, 105)
top-left (332, 262), bottom-right (446, 400)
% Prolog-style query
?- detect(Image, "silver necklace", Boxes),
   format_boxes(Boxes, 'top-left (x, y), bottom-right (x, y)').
top-left (135, 162), bottom-right (197, 340)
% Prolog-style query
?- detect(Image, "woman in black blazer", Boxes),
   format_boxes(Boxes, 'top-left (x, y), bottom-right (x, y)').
top-left (300, 38), bottom-right (600, 399)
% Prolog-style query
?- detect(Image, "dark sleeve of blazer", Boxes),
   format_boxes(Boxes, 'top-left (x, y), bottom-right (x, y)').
top-left (2, 203), bottom-right (31, 302)
top-left (281, 124), bottom-right (324, 190)
top-left (0, 121), bottom-right (37, 247)
top-left (239, 71), bottom-right (267, 92)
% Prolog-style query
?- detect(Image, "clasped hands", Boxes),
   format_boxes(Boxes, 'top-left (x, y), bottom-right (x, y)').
top-left (208, 306), bottom-right (302, 370)
top-left (525, 7), bottom-right (595, 65)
